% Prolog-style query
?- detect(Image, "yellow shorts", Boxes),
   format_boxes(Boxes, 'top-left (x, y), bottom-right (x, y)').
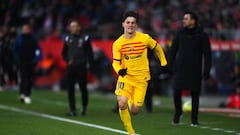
top-left (115, 79), bottom-right (148, 107)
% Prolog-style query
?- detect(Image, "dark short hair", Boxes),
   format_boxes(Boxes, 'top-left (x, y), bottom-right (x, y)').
top-left (184, 11), bottom-right (198, 24)
top-left (70, 20), bottom-right (80, 26)
top-left (122, 10), bottom-right (139, 23)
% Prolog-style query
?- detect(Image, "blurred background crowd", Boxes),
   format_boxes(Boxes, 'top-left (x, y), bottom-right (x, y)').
top-left (1, 0), bottom-right (240, 40)
top-left (0, 0), bottom-right (240, 98)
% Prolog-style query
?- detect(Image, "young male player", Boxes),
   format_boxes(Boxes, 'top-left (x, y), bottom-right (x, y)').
top-left (112, 10), bottom-right (167, 135)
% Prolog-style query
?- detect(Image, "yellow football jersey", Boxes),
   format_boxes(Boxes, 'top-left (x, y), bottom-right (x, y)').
top-left (112, 31), bottom-right (167, 82)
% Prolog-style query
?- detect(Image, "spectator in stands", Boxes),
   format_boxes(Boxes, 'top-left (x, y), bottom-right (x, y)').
top-left (1, 0), bottom-right (240, 40)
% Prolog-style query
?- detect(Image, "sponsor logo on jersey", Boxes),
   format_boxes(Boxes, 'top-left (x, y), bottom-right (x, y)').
top-left (124, 54), bottom-right (142, 60)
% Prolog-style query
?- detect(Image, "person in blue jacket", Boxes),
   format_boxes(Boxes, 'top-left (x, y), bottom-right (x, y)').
top-left (15, 23), bottom-right (42, 104)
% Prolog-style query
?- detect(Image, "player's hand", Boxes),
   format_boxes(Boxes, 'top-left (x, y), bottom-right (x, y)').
top-left (160, 65), bottom-right (173, 76)
top-left (118, 68), bottom-right (127, 77)
top-left (160, 66), bottom-right (168, 74)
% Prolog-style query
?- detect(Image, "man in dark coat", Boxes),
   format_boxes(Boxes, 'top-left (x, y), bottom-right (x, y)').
top-left (168, 11), bottom-right (211, 126)
top-left (62, 20), bottom-right (94, 116)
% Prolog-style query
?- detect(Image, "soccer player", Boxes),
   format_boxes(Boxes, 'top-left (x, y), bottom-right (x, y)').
top-left (112, 10), bottom-right (167, 135)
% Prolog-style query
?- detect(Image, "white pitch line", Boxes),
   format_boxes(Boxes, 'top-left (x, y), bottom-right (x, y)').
top-left (1, 103), bottom-right (236, 135)
top-left (211, 128), bottom-right (224, 131)
top-left (224, 130), bottom-right (237, 134)
top-left (0, 104), bottom-right (128, 135)
top-left (199, 126), bottom-right (210, 129)
top-left (198, 125), bottom-right (238, 134)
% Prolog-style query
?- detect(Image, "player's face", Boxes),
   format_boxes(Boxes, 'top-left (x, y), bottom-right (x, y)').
top-left (70, 22), bottom-right (80, 34)
top-left (122, 17), bottom-right (138, 35)
top-left (182, 14), bottom-right (194, 28)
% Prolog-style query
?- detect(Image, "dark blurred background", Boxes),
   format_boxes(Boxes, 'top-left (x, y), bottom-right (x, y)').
top-left (0, 0), bottom-right (240, 97)
top-left (1, 0), bottom-right (240, 40)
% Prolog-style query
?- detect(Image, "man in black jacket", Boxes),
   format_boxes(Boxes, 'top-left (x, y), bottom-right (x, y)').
top-left (15, 23), bottom-right (42, 104)
top-left (62, 20), bottom-right (94, 116)
top-left (169, 11), bottom-right (211, 126)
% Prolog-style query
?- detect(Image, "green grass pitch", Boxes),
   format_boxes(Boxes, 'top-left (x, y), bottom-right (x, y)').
top-left (0, 90), bottom-right (239, 135)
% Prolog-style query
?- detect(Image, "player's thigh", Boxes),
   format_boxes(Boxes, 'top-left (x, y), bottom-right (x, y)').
top-left (133, 81), bottom-right (148, 107)
top-left (115, 80), bottom-right (133, 100)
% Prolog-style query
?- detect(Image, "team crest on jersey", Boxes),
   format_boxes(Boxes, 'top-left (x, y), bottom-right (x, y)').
top-left (78, 39), bottom-right (83, 47)
top-left (65, 36), bottom-right (72, 44)
top-left (130, 46), bottom-right (134, 51)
